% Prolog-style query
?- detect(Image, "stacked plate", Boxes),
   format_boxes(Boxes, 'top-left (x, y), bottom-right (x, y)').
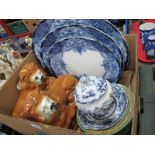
top-left (74, 76), bottom-right (134, 134)
top-left (32, 19), bottom-right (129, 82)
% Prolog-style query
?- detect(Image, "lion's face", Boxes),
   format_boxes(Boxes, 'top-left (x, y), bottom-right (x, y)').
top-left (35, 96), bottom-right (58, 123)
top-left (30, 69), bottom-right (46, 85)
top-left (18, 63), bottom-right (46, 90)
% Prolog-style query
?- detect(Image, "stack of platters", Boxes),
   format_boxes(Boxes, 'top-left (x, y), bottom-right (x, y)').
top-left (74, 76), bottom-right (134, 135)
top-left (32, 19), bottom-right (129, 82)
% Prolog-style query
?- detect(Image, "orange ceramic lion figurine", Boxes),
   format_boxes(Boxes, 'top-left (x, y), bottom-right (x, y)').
top-left (20, 75), bottom-right (78, 129)
top-left (13, 62), bottom-right (78, 129)
top-left (13, 62), bottom-right (56, 118)
top-left (17, 62), bottom-right (47, 90)
top-left (46, 75), bottom-right (78, 128)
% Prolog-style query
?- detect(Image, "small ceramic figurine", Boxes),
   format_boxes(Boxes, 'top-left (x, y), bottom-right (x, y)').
top-left (45, 75), bottom-right (78, 128)
top-left (21, 75), bottom-right (78, 129)
top-left (0, 39), bottom-right (23, 71)
top-left (17, 62), bottom-right (47, 90)
top-left (13, 62), bottom-right (78, 129)
top-left (18, 37), bottom-right (32, 50)
top-left (13, 62), bottom-right (48, 117)
top-left (0, 49), bottom-right (20, 71)
top-left (14, 75), bottom-right (78, 129)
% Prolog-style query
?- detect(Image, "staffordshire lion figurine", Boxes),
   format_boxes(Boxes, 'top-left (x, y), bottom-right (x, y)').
top-left (13, 62), bottom-right (56, 118)
top-left (13, 62), bottom-right (78, 129)
top-left (16, 75), bottom-right (78, 129)
top-left (17, 62), bottom-right (47, 90)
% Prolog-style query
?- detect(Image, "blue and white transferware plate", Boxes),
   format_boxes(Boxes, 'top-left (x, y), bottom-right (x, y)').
top-left (105, 19), bottom-right (129, 65)
top-left (41, 25), bottom-right (124, 68)
top-left (76, 82), bottom-right (128, 130)
top-left (32, 19), bottom-right (128, 67)
top-left (32, 20), bottom-right (50, 68)
top-left (48, 38), bottom-right (121, 82)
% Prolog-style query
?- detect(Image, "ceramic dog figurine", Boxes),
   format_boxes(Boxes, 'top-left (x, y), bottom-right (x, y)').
top-left (17, 62), bottom-right (47, 90)
top-left (13, 62), bottom-right (49, 117)
top-left (13, 62), bottom-right (78, 129)
top-left (16, 75), bottom-right (78, 129)
top-left (46, 75), bottom-right (78, 128)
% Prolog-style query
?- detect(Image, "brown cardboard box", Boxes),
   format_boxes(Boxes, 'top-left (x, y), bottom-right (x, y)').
top-left (0, 34), bottom-right (139, 135)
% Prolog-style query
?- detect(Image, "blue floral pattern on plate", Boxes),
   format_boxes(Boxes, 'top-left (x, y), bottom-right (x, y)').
top-left (32, 20), bottom-right (50, 68)
top-left (32, 19), bottom-right (128, 67)
top-left (41, 25), bottom-right (124, 68)
top-left (48, 38), bottom-right (121, 82)
top-left (42, 35), bottom-right (122, 74)
top-left (76, 83), bottom-right (128, 130)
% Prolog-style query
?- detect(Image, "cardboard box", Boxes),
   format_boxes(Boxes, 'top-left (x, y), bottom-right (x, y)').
top-left (0, 34), bottom-right (139, 135)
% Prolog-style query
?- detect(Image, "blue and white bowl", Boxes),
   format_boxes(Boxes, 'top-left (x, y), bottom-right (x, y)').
top-left (74, 76), bottom-right (128, 130)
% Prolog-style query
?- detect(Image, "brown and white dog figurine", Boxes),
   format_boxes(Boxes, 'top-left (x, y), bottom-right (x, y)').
top-left (18, 75), bottom-right (78, 129)
top-left (17, 62), bottom-right (47, 90)
top-left (13, 62), bottom-right (56, 118)
top-left (13, 62), bottom-right (78, 129)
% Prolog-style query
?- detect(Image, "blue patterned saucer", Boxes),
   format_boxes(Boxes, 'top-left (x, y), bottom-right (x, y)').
top-left (41, 25), bottom-right (124, 68)
top-left (76, 82), bottom-right (128, 130)
top-left (48, 38), bottom-right (121, 82)
top-left (32, 19), bottom-right (128, 67)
